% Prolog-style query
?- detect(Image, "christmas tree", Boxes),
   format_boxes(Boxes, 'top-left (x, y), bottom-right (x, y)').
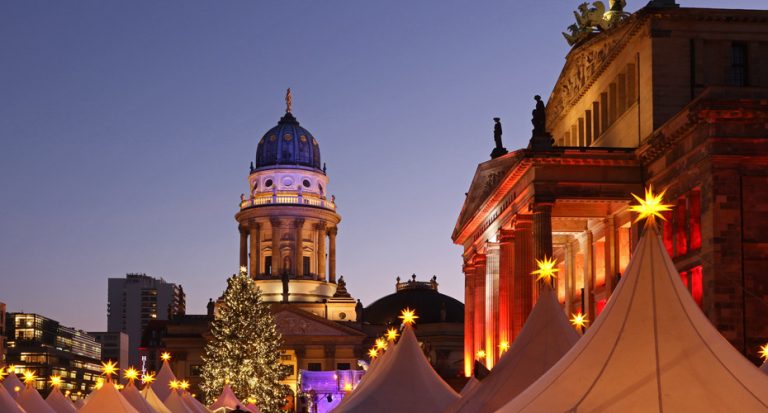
top-left (200, 268), bottom-right (287, 413)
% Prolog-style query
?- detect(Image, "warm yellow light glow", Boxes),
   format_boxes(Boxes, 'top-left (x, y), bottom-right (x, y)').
top-left (169, 380), bottom-right (180, 390)
top-left (116, 384), bottom-right (124, 390)
top-left (95, 378), bottom-right (104, 390)
top-left (367, 348), bottom-right (378, 359)
top-left (385, 328), bottom-right (399, 341)
top-left (0, 367), bottom-right (7, 381)
top-left (161, 352), bottom-right (172, 362)
top-left (49, 375), bottom-right (63, 388)
top-left (141, 373), bottom-right (156, 385)
top-left (124, 368), bottom-right (139, 381)
top-left (375, 338), bottom-right (388, 350)
top-left (476, 350), bottom-right (486, 359)
top-left (22, 371), bottom-right (36, 385)
top-left (499, 341), bottom-right (510, 353)
top-left (101, 360), bottom-right (118, 378)
top-left (180, 380), bottom-right (190, 390)
top-left (759, 343), bottom-right (768, 362)
top-left (629, 185), bottom-right (673, 224)
top-left (570, 312), bottom-right (589, 329)
top-left (14, 386), bottom-right (20, 393)
top-left (399, 308), bottom-right (418, 326)
top-left (247, 397), bottom-right (256, 404)
top-left (343, 383), bottom-right (352, 392)
top-left (239, 265), bottom-right (248, 275)
top-left (531, 256), bottom-right (559, 283)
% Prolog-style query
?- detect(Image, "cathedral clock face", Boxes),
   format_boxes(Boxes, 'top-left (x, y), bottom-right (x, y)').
top-left (303, 179), bottom-right (311, 188)
top-left (265, 179), bottom-right (273, 188)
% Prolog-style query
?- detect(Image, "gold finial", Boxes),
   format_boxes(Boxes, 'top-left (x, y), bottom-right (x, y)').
top-left (285, 88), bottom-right (293, 113)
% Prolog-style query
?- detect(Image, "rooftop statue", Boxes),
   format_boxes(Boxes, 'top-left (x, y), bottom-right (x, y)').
top-left (490, 117), bottom-right (508, 159)
top-left (563, 1), bottom-right (629, 46)
top-left (528, 95), bottom-right (554, 151)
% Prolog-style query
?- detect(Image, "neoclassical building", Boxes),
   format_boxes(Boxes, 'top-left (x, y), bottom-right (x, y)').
top-left (454, 2), bottom-right (768, 376)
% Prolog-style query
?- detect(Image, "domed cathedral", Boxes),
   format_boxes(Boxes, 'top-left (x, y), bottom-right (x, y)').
top-left (235, 89), bottom-right (358, 322)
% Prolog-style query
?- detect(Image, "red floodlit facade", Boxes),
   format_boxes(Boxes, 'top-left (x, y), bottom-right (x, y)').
top-left (453, 5), bottom-right (768, 376)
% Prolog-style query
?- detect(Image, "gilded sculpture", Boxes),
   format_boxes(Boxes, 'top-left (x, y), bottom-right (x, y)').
top-left (563, 0), bottom-right (629, 46)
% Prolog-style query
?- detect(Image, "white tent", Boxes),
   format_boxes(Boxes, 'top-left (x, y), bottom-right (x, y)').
top-left (446, 287), bottom-right (579, 413)
top-left (122, 381), bottom-right (160, 413)
top-left (0, 385), bottom-right (27, 413)
top-left (458, 377), bottom-right (479, 397)
top-left (45, 388), bottom-right (76, 413)
top-left (331, 325), bottom-right (459, 413)
top-left (209, 384), bottom-right (244, 413)
top-left (73, 399), bottom-right (85, 409)
top-left (152, 361), bottom-right (178, 402)
top-left (498, 225), bottom-right (768, 412)
top-left (331, 332), bottom-right (399, 411)
top-left (181, 392), bottom-right (211, 413)
top-left (163, 390), bottom-right (194, 413)
top-left (3, 372), bottom-right (24, 396)
top-left (78, 382), bottom-right (140, 413)
top-left (17, 385), bottom-right (56, 413)
top-left (244, 402), bottom-right (261, 413)
top-left (141, 385), bottom-right (174, 413)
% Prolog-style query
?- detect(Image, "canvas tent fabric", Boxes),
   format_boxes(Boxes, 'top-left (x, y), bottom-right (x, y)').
top-left (141, 385), bottom-right (174, 413)
top-left (45, 388), bottom-right (76, 413)
top-left (3, 372), bottom-right (24, 396)
top-left (762, 361), bottom-right (768, 374)
top-left (244, 402), bottom-right (261, 413)
top-left (497, 225), bottom-right (768, 412)
top-left (73, 399), bottom-right (85, 409)
top-left (446, 287), bottom-right (579, 413)
top-left (181, 392), bottom-right (211, 413)
top-left (332, 333), bottom-right (399, 411)
top-left (209, 384), bottom-right (244, 412)
top-left (77, 382), bottom-right (141, 413)
top-left (152, 361), bottom-right (178, 402)
top-left (121, 381), bottom-right (161, 413)
top-left (0, 385), bottom-right (27, 413)
top-left (17, 385), bottom-right (56, 413)
top-left (458, 377), bottom-right (479, 396)
top-left (163, 390), bottom-right (195, 413)
top-left (331, 325), bottom-right (458, 413)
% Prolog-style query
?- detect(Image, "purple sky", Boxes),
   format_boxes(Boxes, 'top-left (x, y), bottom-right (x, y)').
top-left (0, 0), bottom-right (758, 331)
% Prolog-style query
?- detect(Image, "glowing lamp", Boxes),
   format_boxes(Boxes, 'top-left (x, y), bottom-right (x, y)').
top-left (23, 371), bottom-right (36, 385)
top-left (343, 383), bottom-right (352, 392)
top-left (124, 368), bottom-right (139, 382)
top-left (629, 185), bottom-right (672, 225)
top-left (759, 343), bottom-right (768, 362)
top-left (570, 312), bottom-right (589, 329)
top-left (49, 375), bottom-right (63, 388)
top-left (161, 352), bottom-right (172, 362)
top-left (367, 348), bottom-right (378, 359)
top-left (476, 350), bottom-right (486, 360)
top-left (101, 361), bottom-right (118, 378)
top-left (14, 386), bottom-right (20, 393)
top-left (399, 308), bottom-right (418, 326)
top-left (375, 338), bottom-right (388, 350)
top-left (385, 328), bottom-right (399, 341)
top-left (141, 373), bottom-right (156, 384)
top-left (499, 341), bottom-right (510, 353)
top-left (531, 256), bottom-right (559, 283)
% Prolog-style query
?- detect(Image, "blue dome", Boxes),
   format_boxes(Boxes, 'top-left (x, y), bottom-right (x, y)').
top-left (254, 112), bottom-right (322, 171)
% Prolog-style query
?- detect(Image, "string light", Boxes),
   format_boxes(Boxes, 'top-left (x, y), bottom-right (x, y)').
top-left (570, 312), bottom-right (589, 329)
top-left (399, 308), bottom-right (418, 326)
top-left (629, 185), bottom-right (672, 224)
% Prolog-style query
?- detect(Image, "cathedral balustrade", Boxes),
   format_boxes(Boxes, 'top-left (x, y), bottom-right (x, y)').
top-left (240, 192), bottom-right (336, 211)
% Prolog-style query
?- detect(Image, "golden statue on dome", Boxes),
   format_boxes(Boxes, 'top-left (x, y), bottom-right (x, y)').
top-left (285, 87), bottom-right (292, 113)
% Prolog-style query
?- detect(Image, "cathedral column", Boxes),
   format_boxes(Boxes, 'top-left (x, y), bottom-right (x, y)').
top-left (498, 229), bottom-right (514, 353)
top-left (472, 254), bottom-right (486, 368)
top-left (295, 218), bottom-right (305, 277)
top-left (316, 223), bottom-right (327, 281)
top-left (250, 223), bottom-right (261, 278)
top-left (239, 226), bottom-right (248, 269)
top-left (463, 259), bottom-right (476, 377)
top-left (512, 215), bottom-right (534, 337)
top-left (271, 218), bottom-right (282, 276)
top-left (328, 227), bottom-right (338, 284)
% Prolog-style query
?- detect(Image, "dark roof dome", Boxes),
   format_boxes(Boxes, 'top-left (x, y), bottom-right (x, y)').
top-left (363, 276), bottom-right (464, 325)
top-left (254, 111), bottom-right (322, 172)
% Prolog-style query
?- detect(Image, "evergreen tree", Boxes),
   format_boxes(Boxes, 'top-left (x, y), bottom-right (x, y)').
top-left (200, 268), bottom-right (287, 413)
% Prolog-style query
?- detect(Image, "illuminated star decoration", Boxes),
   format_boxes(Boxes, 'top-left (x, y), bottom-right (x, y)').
top-left (570, 312), bottom-right (589, 330)
top-left (629, 185), bottom-right (673, 225)
top-left (141, 372), bottom-right (156, 385)
top-left (759, 343), bottom-right (768, 362)
top-left (49, 375), bottom-right (62, 388)
top-left (385, 327), bottom-right (399, 341)
top-left (180, 380), bottom-right (190, 391)
top-left (368, 348), bottom-right (379, 359)
top-left (161, 352), bottom-right (172, 362)
top-left (531, 256), bottom-right (559, 283)
top-left (95, 378), bottom-right (105, 390)
top-left (23, 371), bottom-right (36, 385)
top-left (169, 380), bottom-right (180, 390)
top-left (101, 361), bottom-right (118, 380)
top-left (375, 338), bottom-right (388, 350)
top-left (343, 383), bottom-right (353, 392)
top-left (499, 341), bottom-right (510, 353)
top-left (399, 308), bottom-right (419, 326)
top-left (239, 265), bottom-right (247, 275)
top-left (476, 349), bottom-right (486, 360)
top-left (0, 367), bottom-right (7, 381)
top-left (124, 368), bottom-right (139, 382)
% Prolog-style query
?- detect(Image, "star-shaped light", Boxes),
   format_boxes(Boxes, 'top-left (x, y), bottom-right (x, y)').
top-left (399, 308), bottom-right (418, 326)
top-left (629, 185), bottom-right (673, 224)
top-left (570, 312), bottom-right (589, 329)
top-left (499, 341), bottom-right (510, 353)
top-left (367, 348), bottom-right (378, 359)
top-left (49, 375), bottom-right (63, 388)
top-left (94, 378), bottom-right (105, 390)
top-left (101, 361), bottom-right (118, 378)
top-left (531, 256), bottom-right (559, 283)
top-left (169, 380), bottom-right (180, 390)
top-left (22, 371), bottom-right (36, 385)
top-left (476, 349), bottom-right (486, 359)
top-left (385, 328), bottom-right (399, 341)
top-left (141, 372), bottom-right (156, 385)
top-left (0, 367), bottom-right (7, 381)
top-left (375, 338), bottom-right (388, 350)
top-left (180, 380), bottom-right (190, 391)
top-left (124, 368), bottom-right (139, 382)
top-left (759, 343), bottom-right (768, 362)
top-left (239, 265), bottom-right (248, 275)
top-left (161, 352), bottom-right (172, 362)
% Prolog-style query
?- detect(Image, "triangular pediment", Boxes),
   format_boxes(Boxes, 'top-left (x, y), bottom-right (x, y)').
top-left (272, 306), bottom-right (365, 337)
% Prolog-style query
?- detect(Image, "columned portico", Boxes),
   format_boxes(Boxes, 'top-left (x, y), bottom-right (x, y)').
top-left (328, 227), bottom-right (337, 284)
top-left (250, 223), bottom-right (260, 277)
top-left (512, 215), bottom-right (534, 338)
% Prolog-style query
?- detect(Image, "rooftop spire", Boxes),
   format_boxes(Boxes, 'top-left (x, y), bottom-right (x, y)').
top-left (285, 87), bottom-right (292, 113)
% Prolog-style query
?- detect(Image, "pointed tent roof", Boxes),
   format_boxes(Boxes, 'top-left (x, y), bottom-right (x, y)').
top-left (331, 325), bottom-right (459, 413)
top-left (73, 399), bottom-right (85, 409)
top-left (331, 332), bottom-right (398, 411)
top-left (761, 361), bottom-right (768, 374)
top-left (244, 403), bottom-right (261, 413)
top-left (152, 361), bottom-right (178, 402)
top-left (447, 287), bottom-right (579, 413)
top-left (0, 386), bottom-right (27, 413)
top-left (163, 390), bottom-right (194, 413)
top-left (45, 388), bottom-right (76, 413)
top-left (77, 382), bottom-right (141, 413)
top-left (209, 384), bottom-right (244, 412)
top-left (3, 372), bottom-right (24, 396)
top-left (17, 385), bottom-right (56, 413)
top-left (498, 226), bottom-right (768, 412)
top-left (141, 385), bottom-right (174, 413)
top-left (122, 381), bottom-right (160, 413)
top-left (181, 392), bottom-right (210, 413)
top-left (459, 377), bottom-right (479, 396)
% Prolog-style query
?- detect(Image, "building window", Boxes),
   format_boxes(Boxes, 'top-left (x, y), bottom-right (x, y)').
top-left (680, 271), bottom-right (689, 289)
top-left (675, 198), bottom-right (688, 257)
top-left (690, 266), bottom-right (703, 307)
top-left (265, 256), bottom-right (272, 275)
top-left (336, 363), bottom-right (351, 370)
top-left (662, 211), bottom-right (674, 257)
top-left (307, 363), bottom-right (322, 371)
top-left (303, 256), bottom-right (311, 276)
top-left (190, 365), bottom-right (202, 377)
top-left (689, 190), bottom-right (702, 251)
top-left (730, 43), bottom-right (748, 86)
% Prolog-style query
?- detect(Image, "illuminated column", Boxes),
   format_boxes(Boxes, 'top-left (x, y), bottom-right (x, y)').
top-left (532, 202), bottom-right (554, 298)
top-left (249, 223), bottom-right (260, 278)
top-left (565, 240), bottom-right (575, 315)
top-left (271, 218), bottom-right (282, 276)
top-left (485, 243), bottom-right (500, 369)
top-left (463, 260), bottom-right (476, 377)
top-left (239, 227), bottom-right (248, 269)
top-left (472, 254), bottom-right (486, 367)
top-left (498, 229), bottom-right (514, 352)
top-left (604, 216), bottom-right (616, 292)
top-left (328, 227), bottom-right (337, 284)
top-left (512, 215), bottom-right (534, 337)
top-left (295, 218), bottom-right (305, 277)
top-left (317, 223), bottom-right (327, 281)
top-left (584, 230), bottom-right (594, 318)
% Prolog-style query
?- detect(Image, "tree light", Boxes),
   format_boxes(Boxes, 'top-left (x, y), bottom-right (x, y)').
top-left (399, 308), bottom-right (418, 326)
top-left (385, 328), bottom-right (399, 341)
top-left (531, 256), bottom-right (559, 283)
top-left (570, 312), bottom-right (589, 329)
top-left (629, 185), bottom-right (672, 224)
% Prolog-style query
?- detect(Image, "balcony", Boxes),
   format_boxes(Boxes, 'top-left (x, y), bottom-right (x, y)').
top-left (240, 192), bottom-right (336, 211)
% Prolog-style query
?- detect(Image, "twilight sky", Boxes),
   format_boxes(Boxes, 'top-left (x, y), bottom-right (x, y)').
top-left (0, 0), bottom-right (757, 331)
